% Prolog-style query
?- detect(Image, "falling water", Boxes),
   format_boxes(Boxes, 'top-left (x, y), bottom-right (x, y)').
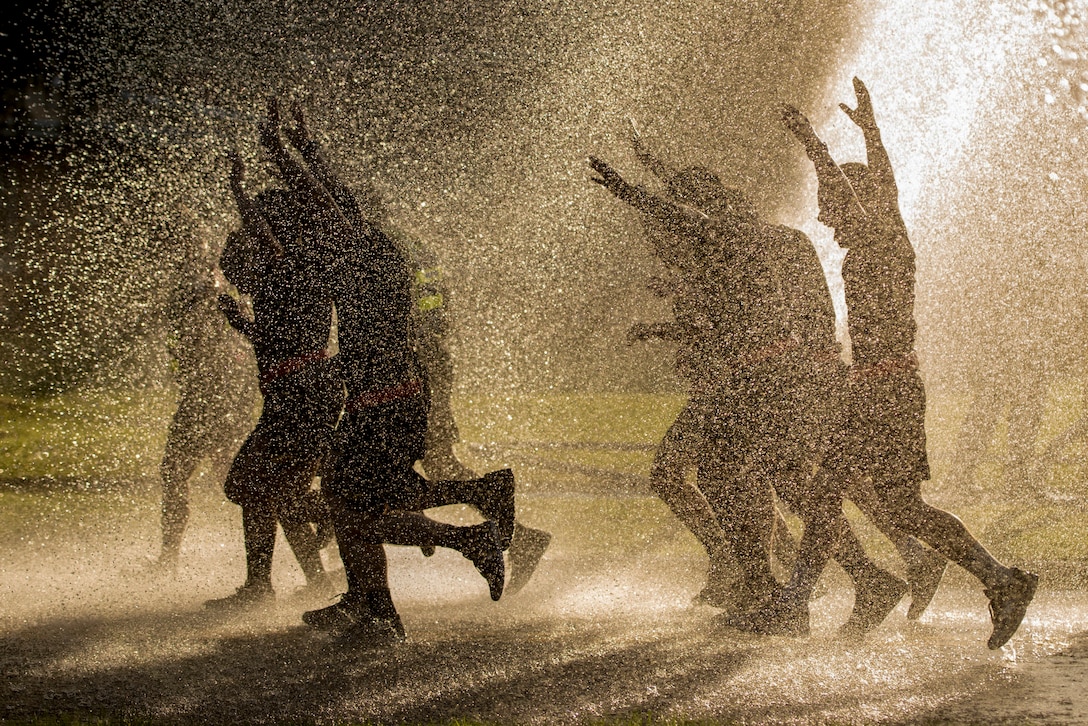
top-left (3, 1), bottom-right (1088, 722)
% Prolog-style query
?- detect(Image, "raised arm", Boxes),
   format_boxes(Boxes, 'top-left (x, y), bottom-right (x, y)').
top-left (629, 118), bottom-right (673, 183)
top-left (782, 104), bottom-right (867, 227)
top-left (589, 156), bottom-right (710, 236)
top-left (228, 151), bottom-right (283, 259)
top-left (839, 77), bottom-right (897, 199)
top-left (257, 98), bottom-right (353, 235)
top-left (283, 102), bottom-right (371, 230)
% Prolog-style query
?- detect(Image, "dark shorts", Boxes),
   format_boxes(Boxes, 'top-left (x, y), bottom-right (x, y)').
top-left (163, 378), bottom-right (254, 468)
top-left (224, 362), bottom-right (343, 508)
top-left (322, 392), bottom-right (429, 514)
top-left (698, 360), bottom-right (839, 506)
top-left (827, 367), bottom-right (930, 485)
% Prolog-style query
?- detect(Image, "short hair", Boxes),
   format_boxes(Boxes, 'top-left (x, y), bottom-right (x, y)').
top-left (667, 166), bottom-right (758, 219)
top-left (666, 166), bottom-right (722, 200)
top-left (219, 230), bottom-right (259, 292)
top-left (255, 188), bottom-right (304, 244)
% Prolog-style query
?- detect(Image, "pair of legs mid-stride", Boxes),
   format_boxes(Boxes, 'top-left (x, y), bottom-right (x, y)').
top-left (301, 392), bottom-right (514, 644)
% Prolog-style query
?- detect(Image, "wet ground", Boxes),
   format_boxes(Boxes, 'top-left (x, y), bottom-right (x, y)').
top-left (1, 486), bottom-right (1087, 725)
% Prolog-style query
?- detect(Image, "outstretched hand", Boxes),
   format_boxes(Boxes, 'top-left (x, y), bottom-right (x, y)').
top-left (781, 104), bottom-right (817, 143)
top-left (257, 97), bottom-right (282, 150)
top-left (227, 150), bottom-right (245, 189)
top-left (588, 156), bottom-right (623, 190)
top-left (284, 101), bottom-right (310, 149)
top-left (839, 77), bottom-right (875, 130)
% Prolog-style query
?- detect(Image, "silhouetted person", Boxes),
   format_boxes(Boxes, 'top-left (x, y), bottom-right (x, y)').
top-left (626, 131), bottom-right (799, 605)
top-left (294, 104), bottom-right (550, 597)
top-left (203, 154), bottom-right (343, 611)
top-left (255, 100), bottom-right (512, 643)
top-left (154, 227), bottom-right (256, 572)
top-left (783, 77), bottom-right (1038, 649)
top-left (590, 156), bottom-right (869, 635)
top-left (618, 135), bottom-right (924, 634)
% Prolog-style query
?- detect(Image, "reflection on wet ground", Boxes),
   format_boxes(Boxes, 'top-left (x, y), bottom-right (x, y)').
top-left (1, 490), bottom-right (1086, 724)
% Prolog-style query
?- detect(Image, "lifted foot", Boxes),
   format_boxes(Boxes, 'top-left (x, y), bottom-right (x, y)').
top-left (505, 523), bottom-right (551, 596)
top-left (463, 522), bottom-right (506, 601)
top-left (986, 568), bottom-right (1039, 650)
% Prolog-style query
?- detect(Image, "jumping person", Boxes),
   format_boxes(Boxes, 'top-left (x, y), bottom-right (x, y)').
top-left (782, 77), bottom-right (1038, 649)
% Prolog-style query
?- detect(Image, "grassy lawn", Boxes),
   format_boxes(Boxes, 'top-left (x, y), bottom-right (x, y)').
top-left (1, 387), bottom-right (1086, 577)
top-left (0, 390), bottom-right (175, 482)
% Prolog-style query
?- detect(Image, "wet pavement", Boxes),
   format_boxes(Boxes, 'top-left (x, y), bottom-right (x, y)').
top-left (2, 491), bottom-right (1086, 724)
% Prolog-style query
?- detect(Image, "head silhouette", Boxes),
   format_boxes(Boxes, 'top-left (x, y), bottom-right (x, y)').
top-left (219, 229), bottom-right (265, 295)
top-left (255, 188), bottom-right (305, 246)
top-left (667, 166), bottom-right (758, 221)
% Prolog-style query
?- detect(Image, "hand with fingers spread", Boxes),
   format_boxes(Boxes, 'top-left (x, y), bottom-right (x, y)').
top-left (227, 150), bottom-right (246, 194)
top-left (257, 97), bottom-right (283, 152)
top-left (588, 156), bottom-right (622, 189)
top-left (839, 77), bottom-right (876, 131)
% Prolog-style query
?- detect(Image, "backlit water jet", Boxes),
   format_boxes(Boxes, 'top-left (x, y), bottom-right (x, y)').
top-left (1, 1), bottom-right (1088, 723)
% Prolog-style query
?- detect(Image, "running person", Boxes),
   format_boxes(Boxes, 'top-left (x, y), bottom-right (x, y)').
top-left (203, 153), bottom-right (342, 611)
top-left (154, 228), bottom-right (256, 572)
top-left (589, 157), bottom-right (854, 630)
top-left (634, 129), bottom-right (947, 629)
top-left (783, 77), bottom-right (1038, 649)
top-left (287, 103), bottom-right (550, 597)
top-left (254, 100), bottom-right (512, 643)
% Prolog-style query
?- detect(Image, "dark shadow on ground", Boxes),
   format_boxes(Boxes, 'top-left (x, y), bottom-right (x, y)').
top-left (0, 606), bottom-right (759, 724)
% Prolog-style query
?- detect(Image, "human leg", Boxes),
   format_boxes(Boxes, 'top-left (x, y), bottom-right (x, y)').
top-left (204, 430), bottom-right (279, 610)
top-left (352, 509), bottom-right (505, 600)
top-left (158, 430), bottom-right (201, 569)
top-left (387, 467), bottom-right (517, 550)
top-left (700, 462), bottom-right (778, 611)
top-left (877, 479), bottom-right (1037, 648)
top-left (848, 477), bottom-right (946, 619)
top-left (734, 466), bottom-right (847, 636)
top-left (829, 514), bottom-right (908, 638)
top-left (651, 402), bottom-right (730, 559)
top-left (303, 494), bottom-right (405, 643)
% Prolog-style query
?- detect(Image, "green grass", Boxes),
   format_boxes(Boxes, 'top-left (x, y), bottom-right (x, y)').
top-left (1, 386), bottom-right (1087, 576)
top-left (456, 392), bottom-right (685, 445)
top-left (0, 389), bottom-right (175, 482)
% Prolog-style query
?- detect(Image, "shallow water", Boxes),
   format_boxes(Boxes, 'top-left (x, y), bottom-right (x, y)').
top-left (1, 486), bottom-right (1084, 724)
